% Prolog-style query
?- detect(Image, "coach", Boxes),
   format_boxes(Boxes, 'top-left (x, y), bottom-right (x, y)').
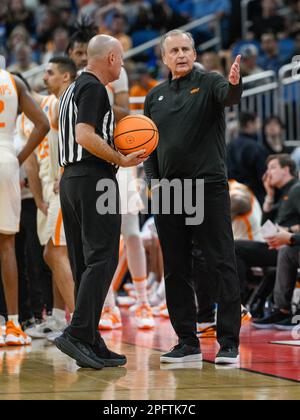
top-left (144, 30), bottom-right (243, 365)
top-left (55, 35), bottom-right (146, 369)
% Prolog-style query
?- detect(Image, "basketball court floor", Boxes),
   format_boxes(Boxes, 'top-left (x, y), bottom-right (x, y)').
top-left (0, 310), bottom-right (299, 400)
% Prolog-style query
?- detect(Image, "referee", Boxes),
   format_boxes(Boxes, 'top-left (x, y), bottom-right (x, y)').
top-left (55, 35), bottom-right (147, 370)
top-left (144, 30), bottom-right (243, 365)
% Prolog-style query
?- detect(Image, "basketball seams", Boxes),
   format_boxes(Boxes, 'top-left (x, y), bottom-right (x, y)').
top-left (114, 128), bottom-right (158, 141)
top-left (116, 115), bottom-right (158, 132)
top-left (117, 130), bottom-right (158, 153)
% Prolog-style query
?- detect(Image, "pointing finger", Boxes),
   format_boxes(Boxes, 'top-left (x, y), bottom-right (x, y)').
top-left (235, 55), bottom-right (241, 65)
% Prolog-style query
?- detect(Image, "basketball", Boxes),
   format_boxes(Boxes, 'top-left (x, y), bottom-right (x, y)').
top-left (114, 115), bottom-right (159, 157)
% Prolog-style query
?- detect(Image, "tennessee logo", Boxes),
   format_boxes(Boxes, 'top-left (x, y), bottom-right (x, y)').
top-left (190, 88), bottom-right (200, 94)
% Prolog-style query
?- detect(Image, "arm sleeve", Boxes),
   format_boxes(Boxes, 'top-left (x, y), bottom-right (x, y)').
top-left (143, 94), bottom-right (160, 187)
top-left (210, 73), bottom-right (243, 107)
top-left (76, 82), bottom-right (107, 128)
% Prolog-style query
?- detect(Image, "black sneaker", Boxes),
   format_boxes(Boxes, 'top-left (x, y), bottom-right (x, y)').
top-left (215, 347), bottom-right (240, 365)
top-left (275, 313), bottom-right (300, 331)
top-left (77, 347), bottom-right (127, 368)
top-left (55, 331), bottom-right (105, 370)
top-left (160, 343), bottom-right (202, 364)
top-left (252, 310), bottom-right (290, 330)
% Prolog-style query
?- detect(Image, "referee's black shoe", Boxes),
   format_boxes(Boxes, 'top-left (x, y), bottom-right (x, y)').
top-left (160, 343), bottom-right (202, 364)
top-left (55, 331), bottom-right (105, 370)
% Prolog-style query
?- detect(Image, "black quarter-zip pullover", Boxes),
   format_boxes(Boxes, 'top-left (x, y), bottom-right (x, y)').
top-left (144, 68), bottom-right (243, 184)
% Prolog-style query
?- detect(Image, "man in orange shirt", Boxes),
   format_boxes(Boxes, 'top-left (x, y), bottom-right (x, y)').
top-left (129, 64), bottom-right (159, 112)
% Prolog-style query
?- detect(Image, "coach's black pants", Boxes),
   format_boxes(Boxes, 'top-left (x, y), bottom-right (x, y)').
top-left (60, 163), bottom-right (121, 345)
top-left (155, 182), bottom-right (241, 349)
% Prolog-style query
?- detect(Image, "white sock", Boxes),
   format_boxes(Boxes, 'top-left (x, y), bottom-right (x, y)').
top-left (8, 315), bottom-right (20, 327)
top-left (104, 287), bottom-right (116, 308)
top-left (147, 272), bottom-right (157, 288)
top-left (52, 308), bottom-right (66, 322)
top-left (156, 279), bottom-right (166, 300)
top-left (134, 280), bottom-right (149, 305)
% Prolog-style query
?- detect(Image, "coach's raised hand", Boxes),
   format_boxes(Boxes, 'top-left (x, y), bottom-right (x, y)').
top-left (229, 55), bottom-right (241, 86)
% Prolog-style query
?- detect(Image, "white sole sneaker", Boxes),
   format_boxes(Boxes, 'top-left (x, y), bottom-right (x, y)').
top-left (252, 323), bottom-right (275, 330)
top-left (160, 361), bottom-right (203, 370)
top-left (215, 355), bottom-right (240, 365)
top-left (160, 353), bottom-right (203, 364)
top-left (5, 334), bottom-right (32, 346)
top-left (136, 319), bottom-right (155, 329)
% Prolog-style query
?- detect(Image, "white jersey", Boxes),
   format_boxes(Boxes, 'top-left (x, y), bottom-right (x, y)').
top-left (14, 115), bottom-right (32, 201)
top-left (0, 69), bottom-right (18, 151)
top-left (230, 180), bottom-right (263, 242)
top-left (106, 66), bottom-right (129, 107)
top-left (21, 94), bottom-right (59, 187)
top-left (0, 70), bottom-right (20, 234)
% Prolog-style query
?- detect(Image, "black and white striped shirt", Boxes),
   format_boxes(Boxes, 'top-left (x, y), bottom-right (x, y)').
top-left (58, 72), bottom-right (115, 168)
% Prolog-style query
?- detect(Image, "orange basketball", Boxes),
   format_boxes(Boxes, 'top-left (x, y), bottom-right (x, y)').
top-left (114, 115), bottom-right (159, 157)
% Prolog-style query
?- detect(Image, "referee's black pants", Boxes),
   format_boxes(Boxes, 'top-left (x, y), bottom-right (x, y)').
top-left (155, 182), bottom-right (241, 349)
top-left (60, 163), bottom-right (121, 345)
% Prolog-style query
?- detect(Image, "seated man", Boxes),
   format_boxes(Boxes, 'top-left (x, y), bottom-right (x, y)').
top-left (235, 154), bottom-right (300, 306)
top-left (253, 229), bottom-right (300, 329)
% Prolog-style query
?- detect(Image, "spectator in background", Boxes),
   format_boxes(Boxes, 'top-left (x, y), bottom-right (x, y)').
top-left (151, 0), bottom-right (189, 33)
top-left (8, 43), bottom-right (37, 74)
top-left (7, 25), bottom-right (33, 65)
top-left (6, 0), bottom-right (35, 35)
top-left (92, 1), bottom-right (125, 34)
top-left (123, 0), bottom-right (152, 29)
top-left (79, 0), bottom-right (122, 23)
top-left (249, 0), bottom-right (286, 40)
top-left (227, 112), bottom-right (267, 204)
top-left (36, 6), bottom-right (62, 49)
top-left (57, 1), bottom-right (76, 29)
top-left (286, 0), bottom-right (300, 37)
top-left (129, 63), bottom-right (159, 111)
top-left (263, 116), bottom-right (289, 157)
top-left (191, 0), bottom-right (232, 47)
top-left (199, 51), bottom-right (224, 75)
top-left (240, 44), bottom-right (263, 77)
top-left (106, 12), bottom-right (132, 52)
top-left (0, 2), bottom-right (8, 57)
top-left (42, 26), bottom-right (70, 63)
top-left (257, 32), bottom-right (286, 72)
